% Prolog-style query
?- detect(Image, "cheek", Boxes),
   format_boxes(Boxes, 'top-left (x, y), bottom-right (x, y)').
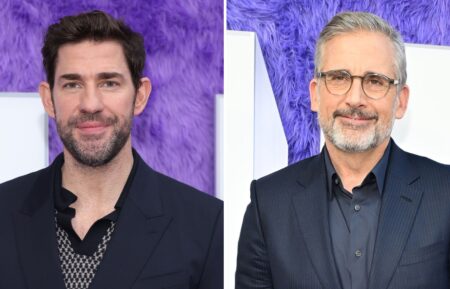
top-left (52, 99), bottom-right (75, 119)
top-left (109, 98), bottom-right (135, 118)
top-left (317, 95), bottom-right (340, 116)
top-left (372, 107), bottom-right (396, 127)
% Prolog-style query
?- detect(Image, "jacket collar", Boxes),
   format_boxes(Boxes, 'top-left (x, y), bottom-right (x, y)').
top-left (368, 141), bottom-right (423, 289)
top-left (293, 151), bottom-right (343, 289)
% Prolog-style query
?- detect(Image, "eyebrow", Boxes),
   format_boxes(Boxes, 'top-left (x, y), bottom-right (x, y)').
top-left (59, 73), bottom-right (82, 81)
top-left (58, 72), bottom-right (125, 82)
top-left (97, 72), bottom-right (125, 80)
top-left (328, 69), bottom-right (390, 76)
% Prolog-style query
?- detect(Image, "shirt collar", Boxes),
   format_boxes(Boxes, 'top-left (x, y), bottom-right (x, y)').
top-left (53, 149), bottom-right (139, 213)
top-left (324, 140), bottom-right (392, 198)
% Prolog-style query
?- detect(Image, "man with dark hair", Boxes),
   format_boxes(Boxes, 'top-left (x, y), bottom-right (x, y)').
top-left (236, 12), bottom-right (450, 289)
top-left (0, 10), bottom-right (223, 289)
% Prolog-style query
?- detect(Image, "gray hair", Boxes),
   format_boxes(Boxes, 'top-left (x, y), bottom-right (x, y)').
top-left (314, 12), bottom-right (407, 86)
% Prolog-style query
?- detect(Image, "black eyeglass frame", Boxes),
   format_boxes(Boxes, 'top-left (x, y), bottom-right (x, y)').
top-left (316, 70), bottom-right (400, 100)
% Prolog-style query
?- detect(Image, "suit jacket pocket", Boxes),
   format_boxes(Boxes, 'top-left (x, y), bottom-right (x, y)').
top-left (399, 241), bottom-right (447, 266)
top-left (132, 271), bottom-right (190, 289)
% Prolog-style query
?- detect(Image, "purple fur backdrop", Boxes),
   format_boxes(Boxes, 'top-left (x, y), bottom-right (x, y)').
top-left (227, 0), bottom-right (450, 164)
top-left (1, 0), bottom-right (223, 195)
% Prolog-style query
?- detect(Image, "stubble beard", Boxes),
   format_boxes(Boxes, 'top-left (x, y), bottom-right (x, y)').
top-left (56, 112), bottom-right (132, 167)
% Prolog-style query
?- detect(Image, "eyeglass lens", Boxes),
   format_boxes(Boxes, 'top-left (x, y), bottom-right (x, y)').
top-left (324, 71), bottom-right (391, 99)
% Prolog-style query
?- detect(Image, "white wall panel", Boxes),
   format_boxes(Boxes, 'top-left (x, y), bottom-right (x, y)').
top-left (223, 31), bottom-right (288, 289)
top-left (0, 93), bottom-right (48, 183)
top-left (391, 44), bottom-right (450, 164)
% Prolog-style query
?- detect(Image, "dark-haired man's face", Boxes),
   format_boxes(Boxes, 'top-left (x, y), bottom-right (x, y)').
top-left (40, 40), bottom-right (147, 167)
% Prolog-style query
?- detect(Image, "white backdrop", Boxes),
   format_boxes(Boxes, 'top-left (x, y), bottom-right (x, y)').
top-left (0, 93), bottom-right (48, 183)
top-left (391, 44), bottom-right (450, 163)
top-left (223, 31), bottom-right (288, 289)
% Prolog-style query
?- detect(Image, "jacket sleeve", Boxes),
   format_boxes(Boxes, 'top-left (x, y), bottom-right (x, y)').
top-left (235, 180), bottom-right (273, 289)
top-left (197, 205), bottom-right (223, 289)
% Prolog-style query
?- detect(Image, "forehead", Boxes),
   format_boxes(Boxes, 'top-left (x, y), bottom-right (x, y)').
top-left (54, 40), bottom-right (130, 77)
top-left (320, 31), bottom-right (396, 75)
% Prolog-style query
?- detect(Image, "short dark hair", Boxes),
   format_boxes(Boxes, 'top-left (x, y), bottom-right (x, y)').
top-left (42, 10), bottom-right (145, 90)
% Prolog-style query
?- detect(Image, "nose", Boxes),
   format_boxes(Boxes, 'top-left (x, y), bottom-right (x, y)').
top-left (79, 85), bottom-right (104, 113)
top-left (345, 77), bottom-right (366, 107)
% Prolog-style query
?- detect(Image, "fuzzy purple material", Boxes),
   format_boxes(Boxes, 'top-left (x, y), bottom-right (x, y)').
top-left (227, 0), bottom-right (450, 164)
top-left (1, 0), bottom-right (223, 195)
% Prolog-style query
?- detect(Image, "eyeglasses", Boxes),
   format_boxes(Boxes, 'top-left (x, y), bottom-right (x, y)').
top-left (317, 70), bottom-right (399, 100)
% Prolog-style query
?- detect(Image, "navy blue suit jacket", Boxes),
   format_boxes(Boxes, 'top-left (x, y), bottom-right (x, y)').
top-left (0, 153), bottom-right (223, 289)
top-left (236, 141), bottom-right (450, 289)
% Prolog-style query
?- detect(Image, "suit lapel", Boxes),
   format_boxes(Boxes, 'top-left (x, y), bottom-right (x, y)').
top-left (13, 164), bottom-right (66, 289)
top-left (292, 154), bottom-right (342, 289)
top-left (89, 156), bottom-right (172, 289)
top-left (368, 143), bottom-right (423, 289)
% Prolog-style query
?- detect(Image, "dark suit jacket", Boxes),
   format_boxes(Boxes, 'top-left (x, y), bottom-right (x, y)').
top-left (236, 141), bottom-right (450, 289)
top-left (0, 153), bottom-right (223, 289)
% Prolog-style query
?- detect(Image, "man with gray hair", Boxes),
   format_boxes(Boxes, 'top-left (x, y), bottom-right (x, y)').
top-left (236, 11), bottom-right (450, 289)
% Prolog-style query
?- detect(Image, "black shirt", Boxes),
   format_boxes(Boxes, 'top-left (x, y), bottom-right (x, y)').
top-left (325, 141), bottom-right (391, 289)
top-left (53, 152), bottom-right (138, 255)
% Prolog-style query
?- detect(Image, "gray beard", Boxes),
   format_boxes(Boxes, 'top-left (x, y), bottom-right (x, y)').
top-left (318, 107), bottom-right (395, 153)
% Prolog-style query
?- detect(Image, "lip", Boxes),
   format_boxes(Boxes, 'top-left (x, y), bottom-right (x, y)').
top-left (337, 115), bottom-right (375, 126)
top-left (76, 121), bottom-right (108, 134)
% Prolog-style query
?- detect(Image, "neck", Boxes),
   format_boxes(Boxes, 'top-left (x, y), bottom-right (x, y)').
top-left (61, 140), bottom-right (134, 213)
top-left (326, 138), bottom-right (389, 192)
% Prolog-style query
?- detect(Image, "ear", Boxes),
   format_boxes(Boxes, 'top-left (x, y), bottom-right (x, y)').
top-left (394, 84), bottom-right (409, 119)
top-left (134, 77), bottom-right (151, 116)
top-left (39, 81), bottom-right (56, 118)
top-left (309, 78), bottom-right (319, 112)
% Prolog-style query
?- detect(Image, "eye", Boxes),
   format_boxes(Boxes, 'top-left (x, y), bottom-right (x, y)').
top-left (62, 82), bottom-right (82, 89)
top-left (99, 80), bottom-right (120, 88)
top-left (365, 75), bottom-right (387, 87)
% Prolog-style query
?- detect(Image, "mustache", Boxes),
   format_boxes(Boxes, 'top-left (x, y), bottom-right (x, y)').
top-left (333, 108), bottom-right (378, 120)
top-left (67, 113), bottom-right (118, 127)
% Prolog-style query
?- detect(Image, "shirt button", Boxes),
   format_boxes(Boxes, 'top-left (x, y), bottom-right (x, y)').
top-left (354, 204), bottom-right (361, 211)
top-left (355, 250), bottom-right (362, 257)
top-left (334, 178), bottom-right (339, 185)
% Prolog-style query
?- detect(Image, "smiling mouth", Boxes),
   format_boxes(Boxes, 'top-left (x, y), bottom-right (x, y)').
top-left (337, 117), bottom-right (374, 130)
top-left (334, 108), bottom-right (377, 120)
top-left (333, 109), bottom-right (378, 129)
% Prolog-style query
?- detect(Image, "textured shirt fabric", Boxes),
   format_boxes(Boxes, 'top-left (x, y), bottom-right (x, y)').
top-left (56, 218), bottom-right (115, 289)
top-left (325, 142), bottom-right (391, 289)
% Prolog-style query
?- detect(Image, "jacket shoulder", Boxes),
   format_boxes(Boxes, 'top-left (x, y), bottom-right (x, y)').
top-left (250, 153), bottom-right (322, 203)
top-left (154, 169), bottom-right (223, 211)
top-left (410, 153), bottom-right (450, 170)
top-left (0, 168), bottom-right (48, 209)
top-left (254, 153), bottom-right (321, 189)
top-left (133, 156), bottom-right (223, 225)
top-left (403, 150), bottom-right (450, 178)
